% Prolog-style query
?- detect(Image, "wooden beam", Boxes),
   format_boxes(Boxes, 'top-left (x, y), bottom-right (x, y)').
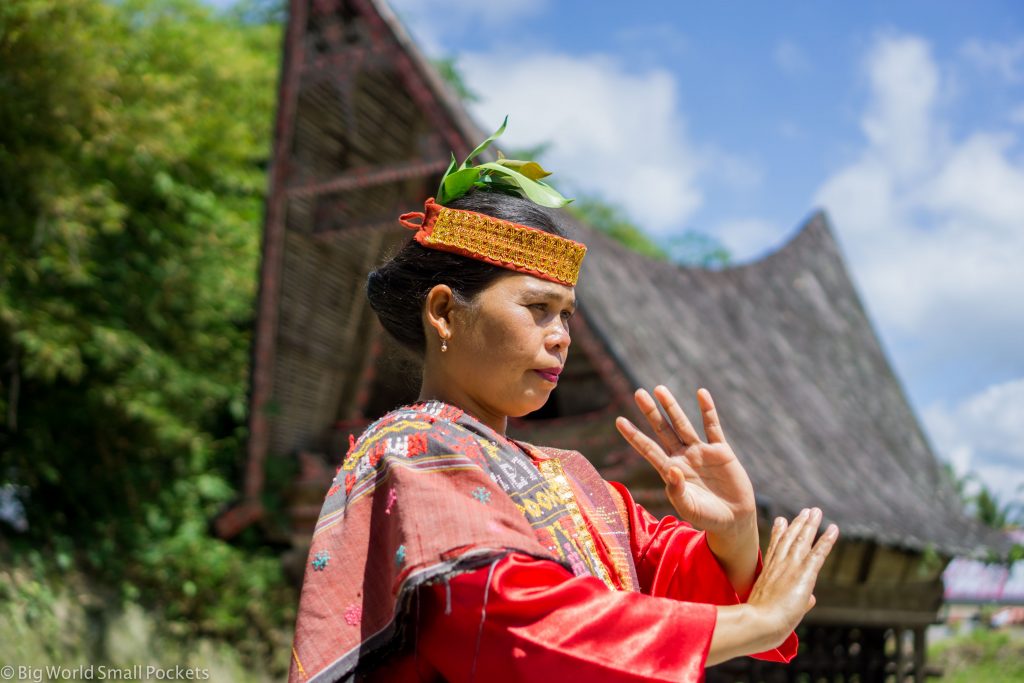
top-left (244, 0), bottom-right (309, 508)
top-left (286, 158), bottom-right (449, 199)
top-left (895, 626), bottom-right (908, 681)
top-left (914, 626), bottom-right (926, 683)
top-left (807, 606), bottom-right (938, 627)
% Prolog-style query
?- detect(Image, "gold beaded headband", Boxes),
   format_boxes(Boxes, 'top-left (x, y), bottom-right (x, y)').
top-left (399, 197), bottom-right (587, 286)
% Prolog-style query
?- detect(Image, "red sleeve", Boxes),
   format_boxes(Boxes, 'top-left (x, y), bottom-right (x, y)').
top-left (610, 481), bottom-right (799, 663)
top-left (416, 553), bottom-right (718, 683)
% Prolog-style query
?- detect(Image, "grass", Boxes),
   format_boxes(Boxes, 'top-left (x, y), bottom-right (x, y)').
top-left (929, 626), bottom-right (1024, 682)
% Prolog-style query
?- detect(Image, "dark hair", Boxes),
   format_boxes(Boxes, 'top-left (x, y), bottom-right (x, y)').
top-left (366, 190), bottom-right (566, 356)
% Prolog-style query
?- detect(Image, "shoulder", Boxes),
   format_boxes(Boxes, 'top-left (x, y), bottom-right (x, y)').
top-left (340, 402), bottom-right (489, 474)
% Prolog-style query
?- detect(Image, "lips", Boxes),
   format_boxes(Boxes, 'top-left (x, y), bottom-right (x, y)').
top-left (534, 368), bottom-right (562, 383)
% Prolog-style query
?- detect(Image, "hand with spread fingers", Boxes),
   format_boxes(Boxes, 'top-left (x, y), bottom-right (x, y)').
top-left (615, 385), bottom-right (761, 595)
top-left (613, 384), bottom-right (840, 660)
top-left (748, 508), bottom-right (839, 644)
top-left (708, 508), bottom-right (839, 663)
top-left (614, 385), bottom-right (756, 537)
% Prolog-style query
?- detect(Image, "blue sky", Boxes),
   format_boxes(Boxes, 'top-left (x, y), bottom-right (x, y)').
top-left (208, 1), bottom-right (1024, 506)
top-left (389, 0), bottom-right (1024, 505)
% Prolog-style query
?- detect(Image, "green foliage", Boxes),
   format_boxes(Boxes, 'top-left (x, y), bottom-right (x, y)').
top-left (941, 463), bottom-right (1024, 531)
top-left (567, 195), bottom-right (732, 267)
top-left (432, 56), bottom-right (480, 103)
top-left (974, 486), bottom-right (1022, 530)
top-left (567, 196), bottom-right (669, 261)
top-left (665, 231), bottom-right (732, 269)
top-left (503, 142), bottom-right (553, 163)
top-left (436, 117), bottom-right (572, 207)
top-left (0, 0), bottom-right (291, 665)
top-left (0, 554), bottom-right (287, 678)
top-left (929, 627), bottom-right (1024, 683)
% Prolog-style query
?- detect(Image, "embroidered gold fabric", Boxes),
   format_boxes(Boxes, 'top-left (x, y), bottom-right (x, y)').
top-left (427, 206), bottom-right (586, 286)
top-left (538, 458), bottom-right (616, 590)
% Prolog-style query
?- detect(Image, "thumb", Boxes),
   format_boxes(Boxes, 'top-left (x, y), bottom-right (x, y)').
top-left (665, 467), bottom-right (689, 511)
top-left (666, 466), bottom-right (684, 488)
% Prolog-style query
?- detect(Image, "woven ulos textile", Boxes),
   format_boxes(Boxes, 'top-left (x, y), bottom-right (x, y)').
top-left (288, 400), bottom-right (640, 682)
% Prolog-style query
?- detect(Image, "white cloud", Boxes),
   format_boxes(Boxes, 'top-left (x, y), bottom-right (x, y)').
top-left (961, 38), bottom-right (1024, 82)
top-left (814, 34), bottom-right (1024, 366)
top-left (813, 32), bottom-right (1024, 503)
top-left (923, 378), bottom-right (1024, 503)
top-left (458, 52), bottom-right (705, 233)
top-left (922, 132), bottom-right (1024, 227)
top-left (774, 40), bottom-right (810, 75)
top-left (388, 0), bottom-right (546, 56)
top-left (860, 35), bottom-right (942, 177)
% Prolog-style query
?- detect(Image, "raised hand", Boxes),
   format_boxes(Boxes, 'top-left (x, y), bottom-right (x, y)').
top-left (707, 509), bottom-right (839, 663)
top-left (614, 385), bottom-right (756, 537)
top-left (747, 508), bottom-right (839, 646)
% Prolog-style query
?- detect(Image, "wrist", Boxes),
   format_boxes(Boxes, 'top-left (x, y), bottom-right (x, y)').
top-left (709, 603), bottom-right (785, 665)
top-left (744, 602), bottom-right (787, 652)
top-left (705, 517), bottom-right (760, 599)
top-left (705, 514), bottom-right (758, 565)
top-left (706, 512), bottom-right (757, 546)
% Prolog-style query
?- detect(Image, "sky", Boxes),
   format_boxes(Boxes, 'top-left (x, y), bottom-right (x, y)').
top-left (383, 0), bottom-right (1024, 507)
top-left (207, 0), bottom-right (1024, 507)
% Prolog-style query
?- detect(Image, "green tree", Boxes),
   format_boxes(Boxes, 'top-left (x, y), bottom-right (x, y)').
top-left (567, 195), bottom-right (669, 261)
top-left (432, 56), bottom-right (480, 103)
top-left (665, 230), bottom-right (732, 269)
top-left (941, 464), bottom-right (1023, 530)
top-left (0, 0), bottom-right (291, 665)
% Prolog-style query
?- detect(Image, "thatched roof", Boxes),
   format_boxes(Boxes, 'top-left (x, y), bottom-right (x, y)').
top-left (568, 211), bottom-right (1004, 556)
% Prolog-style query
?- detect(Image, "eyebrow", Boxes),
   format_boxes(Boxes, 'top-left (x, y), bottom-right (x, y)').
top-left (523, 287), bottom-right (576, 310)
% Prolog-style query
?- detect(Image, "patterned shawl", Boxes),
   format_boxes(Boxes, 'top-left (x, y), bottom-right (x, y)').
top-left (288, 400), bottom-right (639, 682)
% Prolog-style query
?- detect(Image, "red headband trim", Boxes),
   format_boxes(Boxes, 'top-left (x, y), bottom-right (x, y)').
top-left (399, 198), bottom-right (586, 286)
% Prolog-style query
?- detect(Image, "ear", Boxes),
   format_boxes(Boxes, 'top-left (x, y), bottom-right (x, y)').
top-left (423, 284), bottom-right (456, 341)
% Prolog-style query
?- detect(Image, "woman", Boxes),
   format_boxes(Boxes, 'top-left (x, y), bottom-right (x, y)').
top-left (288, 128), bottom-right (838, 682)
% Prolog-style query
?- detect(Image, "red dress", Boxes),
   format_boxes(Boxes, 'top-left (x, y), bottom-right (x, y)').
top-left (289, 402), bottom-right (797, 683)
top-left (370, 483), bottom-right (798, 682)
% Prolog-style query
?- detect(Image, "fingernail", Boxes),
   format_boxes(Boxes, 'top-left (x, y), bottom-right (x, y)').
top-left (774, 517), bottom-right (784, 528)
top-left (799, 508), bottom-right (809, 518)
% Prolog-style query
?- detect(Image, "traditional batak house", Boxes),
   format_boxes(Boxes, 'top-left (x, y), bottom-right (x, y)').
top-left (215, 1), bottom-right (1007, 680)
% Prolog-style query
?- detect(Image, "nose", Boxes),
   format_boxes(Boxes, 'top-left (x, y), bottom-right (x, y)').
top-left (545, 319), bottom-right (571, 353)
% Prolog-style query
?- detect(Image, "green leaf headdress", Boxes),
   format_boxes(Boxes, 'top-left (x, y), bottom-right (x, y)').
top-left (436, 116), bottom-right (572, 208)
top-left (398, 118), bottom-right (586, 286)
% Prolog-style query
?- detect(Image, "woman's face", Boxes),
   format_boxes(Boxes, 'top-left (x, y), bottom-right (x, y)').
top-left (427, 273), bottom-right (575, 424)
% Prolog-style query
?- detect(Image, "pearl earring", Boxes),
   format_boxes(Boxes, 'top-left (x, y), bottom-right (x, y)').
top-left (441, 337), bottom-right (448, 353)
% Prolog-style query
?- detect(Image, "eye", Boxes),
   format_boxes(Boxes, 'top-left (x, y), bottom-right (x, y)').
top-left (561, 309), bottom-right (574, 321)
